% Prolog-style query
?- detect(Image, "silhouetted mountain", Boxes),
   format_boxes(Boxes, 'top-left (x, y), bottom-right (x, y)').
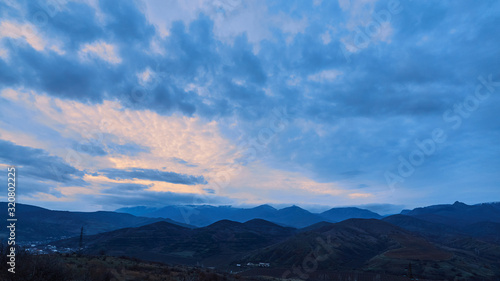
top-left (119, 204), bottom-right (325, 228)
top-left (320, 207), bottom-right (382, 222)
top-left (385, 210), bottom-right (500, 244)
top-left (298, 221), bottom-right (334, 232)
top-left (115, 206), bottom-right (159, 216)
top-left (400, 209), bottom-right (411, 215)
top-left (405, 201), bottom-right (500, 227)
top-left (382, 214), bottom-right (462, 240)
top-left (44, 202), bottom-right (500, 280)
top-left (241, 218), bottom-right (500, 280)
top-left (241, 219), bottom-right (453, 273)
top-left (272, 205), bottom-right (324, 227)
top-left (238, 205), bottom-right (278, 221)
top-left (383, 214), bottom-right (500, 263)
top-left (460, 221), bottom-right (500, 244)
top-left (242, 218), bottom-right (294, 235)
top-left (53, 218), bottom-right (296, 267)
top-left (117, 204), bottom-right (387, 228)
top-left (0, 202), bottom-right (193, 243)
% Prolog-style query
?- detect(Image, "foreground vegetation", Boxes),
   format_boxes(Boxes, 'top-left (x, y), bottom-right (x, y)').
top-left (1, 245), bottom-right (494, 280)
top-left (0, 245), bottom-right (280, 281)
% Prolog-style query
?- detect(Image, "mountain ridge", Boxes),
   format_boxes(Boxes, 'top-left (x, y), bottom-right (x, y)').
top-left (115, 204), bottom-right (386, 228)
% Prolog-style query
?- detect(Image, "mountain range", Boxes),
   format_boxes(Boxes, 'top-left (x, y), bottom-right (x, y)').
top-left (116, 204), bottom-right (382, 228)
top-left (0, 202), bottom-right (193, 242)
top-left (53, 218), bottom-right (296, 266)
top-left (2, 201), bottom-right (500, 280)
top-left (405, 201), bottom-right (500, 226)
top-left (52, 213), bottom-right (500, 280)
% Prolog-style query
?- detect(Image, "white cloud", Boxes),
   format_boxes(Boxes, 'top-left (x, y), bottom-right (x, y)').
top-left (342, 0), bottom-right (378, 30)
top-left (0, 21), bottom-right (67, 57)
top-left (0, 88), bottom-right (376, 207)
top-left (286, 75), bottom-right (302, 86)
top-left (348, 192), bottom-right (374, 199)
top-left (137, 68), bottom-right (153, 85)
top-left (0, 21), bottom-right (45, 51)
top-left (143, 0), bottom-right (308, 48)
top-left (50, 44), bottom-right (65, 55)
top-left (219, 161), bottom-right (372, 206)
top-left (79, 41), bottom-right (122, 64)
top-left (307, 69), bottom-right (343, 82)
top-left (0, 88), bottom-right (238, 194)
top-left (320, 30), bottom-right (331, 45)
top-left (338, 0), bottom-right (395, 53)
top-left (0, 48), bottom-right (8, 60)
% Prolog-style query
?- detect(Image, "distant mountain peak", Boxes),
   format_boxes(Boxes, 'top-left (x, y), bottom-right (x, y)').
top-left (320, 206), bottom-right (381, 222)
top-left (453, 201), bottom-right (467, 206)
top-left (400, 209), bottom-right (411, 215)
top-left (205, 219), bottom-right (242, 228)
top-left (281, 205), bottom-right (304, 210)
top-left (244, 218), bottom-right (281, 227)
top-left (141, 220), bottom-right (190, 230)
top-left (252, 204), bottom-right (277, 210)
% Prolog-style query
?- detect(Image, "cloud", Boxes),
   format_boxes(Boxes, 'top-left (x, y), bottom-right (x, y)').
top-left (348, 193), bottom-right (373, 199)
top-left (102, 183), bottom-right (152, 193)
top-left (0, 88), bottom-right (237, 176)
top-left (307, 69), bottom-right (343, 82)
top-left (0, 0), bottom-right (499, 210)
top-left (86, 190), bottom-right (234, 209)
top-left (171, 157), bottom-right (198, 167)
top-left (99, 0), bottom-right (156, 44)
top-left (78, 41), bottom-right (122, 64)
top-left (73, 139), bottom-right (150, 157)
top-left (73, 142), bottom-right (108, 156)
top-left (0, 139), bottom-right (83, 184)
top-left (0, 21), bottom-right (45, 51)
top-left (107, 142), bottom-right (150, 156)
top-left (99, 168), bottom-right (207, 185)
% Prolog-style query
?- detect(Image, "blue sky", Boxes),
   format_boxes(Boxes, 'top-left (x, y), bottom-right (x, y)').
top-left (0, 0), bottom-right (499, 213)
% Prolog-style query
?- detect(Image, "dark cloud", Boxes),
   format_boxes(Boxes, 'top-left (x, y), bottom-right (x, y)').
top-left (203, 188), bottom-right (215, 194)
top-left (73, 142), bottom-right (107, 156)
top-left (5, 46), bottom-right (115, 102)
top-left (171, 157), bottom-right (197, 167)
top-left (72, 139), bottom-right (149, 157)
top-left (99, 168), bottom-right (207, 185)
top-left (102, 183), bottom-right (152, 194)
top-left (0, 140), bottom-right (84, 184)
top-left (0, 0), bottom-right (499, 207)
top-left (2, 0), bottom-right (498, 123)
top-left (86, 191), bottom-right (233, 208)
top-left (46, 1), bottom-right (105, 49)
top-left (107, 142), bottom-right (150, 156)
top-left (99, 0), bottom-right (155, 45)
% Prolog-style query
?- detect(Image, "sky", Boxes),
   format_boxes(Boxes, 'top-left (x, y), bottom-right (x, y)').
top-left (0, 0), bottom-right (499, 213)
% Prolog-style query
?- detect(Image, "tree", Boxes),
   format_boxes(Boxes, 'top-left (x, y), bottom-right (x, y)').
top-left (78, 226), bottom-right (84, 254)
top-left (408, 262), bottom-right (414, 280)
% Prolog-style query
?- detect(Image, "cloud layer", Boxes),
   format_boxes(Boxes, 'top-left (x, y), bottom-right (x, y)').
top-left (0, 0), bottom-right (499, 211)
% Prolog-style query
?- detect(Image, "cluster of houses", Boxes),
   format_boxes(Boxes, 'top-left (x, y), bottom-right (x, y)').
top-left (236, 262), bottom-right (270, 267)
top-left (25, 244), bottom-right (74, 255)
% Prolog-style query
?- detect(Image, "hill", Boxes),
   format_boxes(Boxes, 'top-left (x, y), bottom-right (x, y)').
top-left (382, 214), bottom-right (462, 241)
top-left (240, 218), bottom-right (500, 280)
top-left (405, 201), bottom-right (500, 226)
top-left (116, 204), bottom-right (383, 228)
top-left (320, 207), bottom-right (382, 222)
top-left (0, 202), bottom-right (193, 243)
top-left (52, 219), bottom-right (296, 267)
